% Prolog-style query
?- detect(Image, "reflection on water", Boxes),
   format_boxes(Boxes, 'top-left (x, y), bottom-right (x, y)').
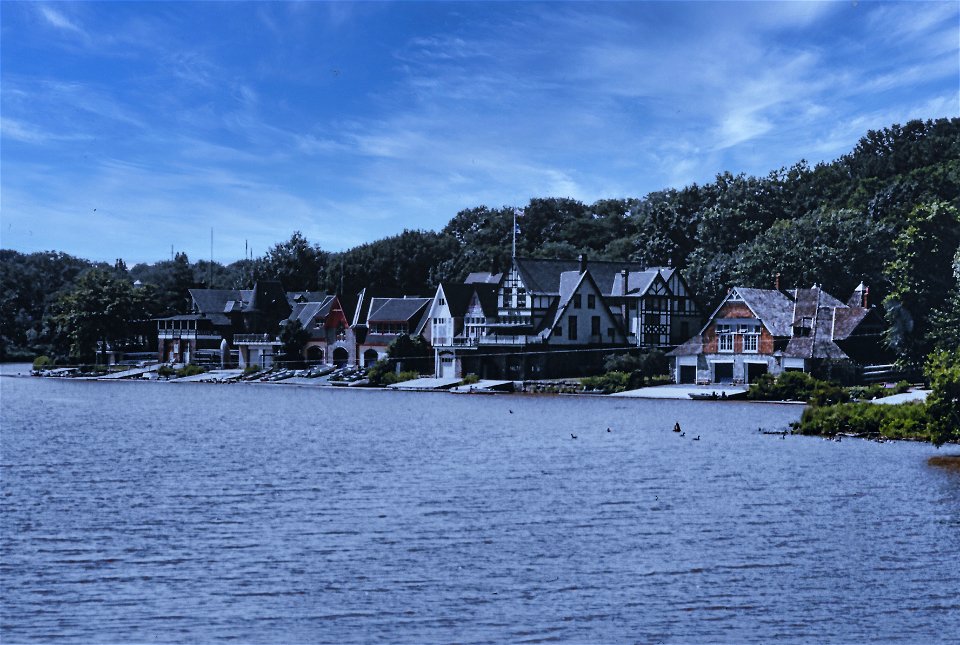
top-left (1, 373), bottom-right (958, 643)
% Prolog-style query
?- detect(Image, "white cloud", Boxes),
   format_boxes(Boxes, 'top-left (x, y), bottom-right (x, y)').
top-left (38, 5), bottom-right (84, 34)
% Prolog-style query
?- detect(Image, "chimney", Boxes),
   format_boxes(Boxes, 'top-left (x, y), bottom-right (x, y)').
top-left (620, 269), bottom-right (628, 296)
top-left (775, 272), bottom-right (781, 291)
top-left (578, 254), bottom-right (587, 274)
top-left (863, 286), bottom-right (869, 308)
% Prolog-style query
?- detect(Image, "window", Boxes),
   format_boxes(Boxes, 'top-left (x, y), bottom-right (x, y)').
top-left (719, 334), bottom-right (734, 352)
top-left (573, 294), bottom-right (582, 309)
top-left (568, 315), bottom-right (578, 340)
top-left (607, 327), bottom-right (615, 339)
top-left (587, 294), bottom-right (596, 309)
top-left (743, 333), bottom-right (758, 353)
top-left (591, 316), bottom-right (600, 336)
top-left (717, 323), bottom-right (733, 352)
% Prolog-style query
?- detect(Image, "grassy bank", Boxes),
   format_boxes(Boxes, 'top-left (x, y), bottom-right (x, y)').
top-left (787, 349), bottom-right (960, 446)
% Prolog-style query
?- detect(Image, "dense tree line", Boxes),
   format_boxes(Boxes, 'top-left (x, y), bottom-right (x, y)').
top-left (2, 117), bottom-right (957, 366)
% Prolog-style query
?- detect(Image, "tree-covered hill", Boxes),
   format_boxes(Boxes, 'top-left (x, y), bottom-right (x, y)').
top-left (2, 117), bottom-right (958, 364)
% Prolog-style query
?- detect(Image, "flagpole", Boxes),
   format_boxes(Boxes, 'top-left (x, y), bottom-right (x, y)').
top-left (512, 208), bottom-right (516, 261)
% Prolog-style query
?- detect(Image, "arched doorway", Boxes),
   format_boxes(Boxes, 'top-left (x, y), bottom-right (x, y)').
top-left (333, 347), bottom-right (349, 367)
top-left (307, 346), bottom-right (324, 364)
top-left (363, 349), bottom-right (379, 367)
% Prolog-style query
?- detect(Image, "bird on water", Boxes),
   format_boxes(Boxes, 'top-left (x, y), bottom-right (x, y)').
top-left (571, 433), bottom-right (578, 439)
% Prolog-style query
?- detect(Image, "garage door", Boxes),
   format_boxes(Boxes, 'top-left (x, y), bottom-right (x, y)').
top-left (679, 365), bottom-right (696, 384)
top-left (746, 363), bottom-right (768, 383)
top-left (714, 363), bottom-right (733, 383)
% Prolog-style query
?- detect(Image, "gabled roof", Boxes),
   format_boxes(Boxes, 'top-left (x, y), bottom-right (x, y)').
top-left (513, 256), bottom-right (677, 297)
top-left (288, 297), bottom-right (335, 327)
top-left (731, 288), bottom-right (795, 337)
top-left (249, 281), bottom-right (288, 313)
top-left (437, 284), bottom-right (477, 317)
top-left (367, 297), bottom-right (431, 323)
top-left (832, 307), bottom-right (872, 340)
top-left (473, 284), bottom-right (499, 316)
top-left (545, 270), bottom-right (627, 340)
top-left (191, 289), bottom-right (242, 315)
top-left (464, 272), bottom-right (503, 284)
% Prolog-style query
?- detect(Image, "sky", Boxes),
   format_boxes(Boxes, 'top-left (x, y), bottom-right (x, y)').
top-left (1, 1), bottom-right (958, 265)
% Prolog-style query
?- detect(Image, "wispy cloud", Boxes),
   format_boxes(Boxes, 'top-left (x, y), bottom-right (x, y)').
top-left (38, 5), bottom-right (84, 35)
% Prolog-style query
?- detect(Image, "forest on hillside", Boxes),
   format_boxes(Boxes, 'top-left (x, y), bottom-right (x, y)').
top-left (2, 117), bottom-right (958, 366)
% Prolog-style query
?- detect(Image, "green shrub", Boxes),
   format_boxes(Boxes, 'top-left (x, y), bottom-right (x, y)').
top-left (32, 355), bottom-right (53, 370)
top-left (461, 373), bottom-right (480, 385)
top-left (795, 401), bottom-right (931, 440)
top-left (176, 364), bottom-right (205, 378)
top-left (157, 365), bottom-right (176, 378)
top-left (381, 370), bottom-right (419, 386)
top-left (581, 371), bottom-right (631, 394)
top-left (748, 371), bottom-right (849, 404)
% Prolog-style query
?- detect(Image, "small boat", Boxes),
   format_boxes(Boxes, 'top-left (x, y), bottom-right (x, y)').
top-left (689, 390), bottom-right (747, 401)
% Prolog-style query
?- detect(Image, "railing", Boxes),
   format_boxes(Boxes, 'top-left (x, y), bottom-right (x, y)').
top-left (433, 337), bottom-right (480, 348)
top-left (158, 329), bottom-right (199, 339)
top-left (478, 335), bottom-right (533, 346)
top-left (233, 333), bottom-right (277, 344)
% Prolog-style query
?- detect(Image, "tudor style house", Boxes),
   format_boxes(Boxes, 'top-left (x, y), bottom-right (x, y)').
top-left (426, 255), bottom-right (703, 379)
top-left (668, 282), bottom-right (887, 384)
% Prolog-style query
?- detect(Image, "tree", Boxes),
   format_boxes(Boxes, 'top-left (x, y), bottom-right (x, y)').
top-left (279, 319), bottom-right (310, 368)
top-left (924, 349), bottom-right (960, 447)
top-left (49, 268), bottom-right (150, 363)
top-left (884, 201), bottom-right (960, 366)
top-left (254, 232), bottom-right (329, 291)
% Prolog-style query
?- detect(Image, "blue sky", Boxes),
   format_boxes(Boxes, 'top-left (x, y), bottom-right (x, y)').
top-left (2, 1), bottom-right (957, 265)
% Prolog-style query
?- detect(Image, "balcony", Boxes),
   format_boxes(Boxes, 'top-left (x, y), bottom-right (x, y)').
top-left (478, 334), bottom-right (534, 346)
top-left (234, 333), bottom-right (278, 345)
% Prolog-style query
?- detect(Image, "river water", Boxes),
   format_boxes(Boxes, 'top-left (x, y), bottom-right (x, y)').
top-left (1, 367), bottom-right (958, 643)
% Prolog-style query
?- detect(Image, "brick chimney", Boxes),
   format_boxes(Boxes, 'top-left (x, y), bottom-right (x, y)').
top-left (775, 272), bottom-right (781, 291)
top-left (863, 286), bottom-right (869, 308)
top-left (578, 254), bottom-right (587, 274)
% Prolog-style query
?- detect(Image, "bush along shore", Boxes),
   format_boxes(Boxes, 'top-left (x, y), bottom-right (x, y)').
top-left (782, 349), bottom-right (960, 447)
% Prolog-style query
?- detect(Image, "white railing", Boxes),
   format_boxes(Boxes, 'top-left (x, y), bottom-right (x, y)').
top-left (234, 333), bottom-right (277, 344)
top-left (478, 335), bottom-right (533, 346)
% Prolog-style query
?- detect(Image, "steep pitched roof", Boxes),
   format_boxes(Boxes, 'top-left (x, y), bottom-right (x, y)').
top-left (367, 297), bottom-right (431, 323)
top-left (734, 288), bottom-right (795, 337)
top-left (464, 272), bottom-right (503, 284)
top-left (513, 256), bottom-right (676, 297)
top-left (288, 297), bottom-right (335, 327)
top-left (249, 281), bottom-right (288, 312)
top-left (473, 284), bottom-right (499, 316)
top-left (831, 307), bottom-right (871, 340)
top-left (190, 289), bottom-right (241, 315)
top-left (546, 270), bottom-right (627, 340)
top-left (438, 284), bottom-right (477, 317)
